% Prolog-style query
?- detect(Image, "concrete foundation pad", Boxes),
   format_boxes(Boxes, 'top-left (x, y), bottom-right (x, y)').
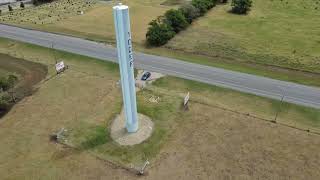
top-left (110, 112), bottom-right (154, 146)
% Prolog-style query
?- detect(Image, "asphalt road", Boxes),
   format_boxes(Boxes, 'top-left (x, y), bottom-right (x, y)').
top-left (1, 24), bottom-right (320, 109)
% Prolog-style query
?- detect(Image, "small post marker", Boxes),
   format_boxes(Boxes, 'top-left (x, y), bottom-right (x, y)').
top-left (138, 160), bottom-right (150, 175)
top-left (183, 92), bottom-right (190, 111)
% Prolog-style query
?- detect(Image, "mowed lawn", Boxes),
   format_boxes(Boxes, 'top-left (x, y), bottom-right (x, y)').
top-left (166, 0), bottom-right (320, 73)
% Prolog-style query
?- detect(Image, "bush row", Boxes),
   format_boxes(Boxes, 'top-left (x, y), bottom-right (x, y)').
top-left (146, 0), bottom-right (220, 46)
top-left (146, 0), bottom-right (253, 46)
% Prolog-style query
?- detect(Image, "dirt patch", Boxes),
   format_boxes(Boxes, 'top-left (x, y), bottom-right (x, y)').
top-left (0, 53), bottom-right (47, 117)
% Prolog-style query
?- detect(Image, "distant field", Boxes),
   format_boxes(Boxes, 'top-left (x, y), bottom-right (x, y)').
top-left (0, 0), bottom-right (171, 44)
top-left (0, 0), bottom-right (97, 24)
top-left (166, 0), bottom-right (320, 73)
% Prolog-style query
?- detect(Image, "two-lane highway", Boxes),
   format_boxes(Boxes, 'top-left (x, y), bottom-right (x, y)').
top-left (1, 24), bottom-right (320, 109)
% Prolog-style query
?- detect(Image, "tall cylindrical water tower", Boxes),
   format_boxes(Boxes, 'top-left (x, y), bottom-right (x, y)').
top-left (113, 3), bottom-right (139, 133)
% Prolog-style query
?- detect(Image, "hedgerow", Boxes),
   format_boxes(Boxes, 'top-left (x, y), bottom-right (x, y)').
top-left (146, 0), bottom-right (221, 46)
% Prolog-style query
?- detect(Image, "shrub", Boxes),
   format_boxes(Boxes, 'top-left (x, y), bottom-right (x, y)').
top-left (32, 0), bottom-right (39, 5)
top-left (0, 92), bottom-right (11, 111)
top-left (179, 4), bottom-right (200, 23)
top-left (20, 2), bottom-right (25, 9)
top-left (0, 77), bottom-right (9, 91)
top-left (164, 9), bottom-right (189, 32)
top-left (32, 0), bottom-right (54, 6)
top-left (7, 75), bottom-right (18, 89)
top-left (231, 0), bottom-right (252, 14)
top-left (192, 0), bottom-right (209, 14)
top-left (219, 0), bottom-right (228, 3)
top-left (146, 18), bottom-right (176, 46)
top-left (0, 75), bottom-right (18, 91)
top-left (8, 5), bottom-right (13, 12)
top-left (192, 0), bottom-right (216, 15)
top-left (207, 0), bottom-right (217, 8)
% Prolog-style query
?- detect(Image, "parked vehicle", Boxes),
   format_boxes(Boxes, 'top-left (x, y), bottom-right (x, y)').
top-left (141, 72), bottom-right (151, 81)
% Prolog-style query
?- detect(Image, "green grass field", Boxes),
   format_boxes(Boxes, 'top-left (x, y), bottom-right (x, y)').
top-left (166, 0), bottom-right (320, 73)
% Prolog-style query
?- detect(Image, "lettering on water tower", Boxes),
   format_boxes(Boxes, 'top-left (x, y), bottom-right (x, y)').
top-left (128, 32), bottom-right (133, 67)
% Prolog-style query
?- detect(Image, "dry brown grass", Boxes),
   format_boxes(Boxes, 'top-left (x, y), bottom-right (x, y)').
top-left (148, 103), bottom-right (320, 179)
top-left (0, 38), bottom-right (319, 179)
top-left (0, 38), bottom-right (124, 179)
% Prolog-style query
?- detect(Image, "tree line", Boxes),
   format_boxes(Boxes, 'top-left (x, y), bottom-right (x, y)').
top-left (146, 0), bottom-right (252, 46)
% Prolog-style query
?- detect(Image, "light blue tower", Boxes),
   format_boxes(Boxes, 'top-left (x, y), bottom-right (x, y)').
top-left (113, 3), bottom-right (138, 133)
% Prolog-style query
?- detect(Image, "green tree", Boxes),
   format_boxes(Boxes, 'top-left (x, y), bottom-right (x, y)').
top-left (146, 18), bottom-right (176, 46)
top-left (164, 9), bottom-right (189, 33)
top-left (179, 4), bottom-right (200, 23)
top-left (231, 0), bottom-right (252, 14)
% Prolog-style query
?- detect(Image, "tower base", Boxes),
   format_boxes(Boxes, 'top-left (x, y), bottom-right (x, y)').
top-left (110, 112), bottom-right (154, 146)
